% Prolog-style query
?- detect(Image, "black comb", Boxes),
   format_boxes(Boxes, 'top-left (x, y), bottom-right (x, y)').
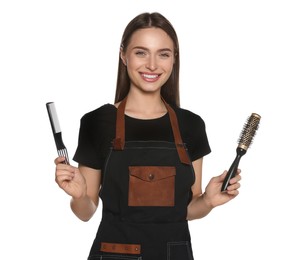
top-left (46, 102), bottom-right (69, 164)
top-left (221, 113), bottom-right (261, 192)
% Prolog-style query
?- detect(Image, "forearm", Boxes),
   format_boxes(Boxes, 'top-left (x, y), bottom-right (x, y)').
top-left (70, 195), bottom-right (98, 222)
top-left (186, 193), bottom-right (214, 220)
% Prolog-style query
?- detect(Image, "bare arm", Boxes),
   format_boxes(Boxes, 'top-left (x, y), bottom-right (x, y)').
top-left (187, 158), bottom-right (213, 220)
top-left (55, 157), bottom-right (101, 222)
top-left (187, 158), bottom-right (241, 221)
top-left (70, 165), bottom-right (101, 222)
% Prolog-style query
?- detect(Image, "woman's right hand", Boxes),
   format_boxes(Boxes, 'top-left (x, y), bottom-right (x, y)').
top-left (54, 156), bottom-right (87, 199)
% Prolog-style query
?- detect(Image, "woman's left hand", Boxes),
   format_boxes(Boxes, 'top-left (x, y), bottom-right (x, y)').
top-left (203, 169), bottom-right (241, 208)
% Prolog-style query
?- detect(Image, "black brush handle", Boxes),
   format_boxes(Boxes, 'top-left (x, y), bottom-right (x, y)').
top-left (221, 147), bottom-right (246, 192)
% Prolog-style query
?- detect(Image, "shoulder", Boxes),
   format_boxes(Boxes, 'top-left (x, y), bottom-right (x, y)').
top-left (173, 106), bottom-right (206, 127)
top-left (81, 104), bottom-right (116, 122)
top-left (173, 106), bottom-right (211, 160)
top-left (78, 104), bottom-right (117, 134)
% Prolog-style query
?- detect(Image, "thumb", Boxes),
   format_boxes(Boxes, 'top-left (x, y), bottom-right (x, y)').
top-left (219, 170), bottom-right (228, 181)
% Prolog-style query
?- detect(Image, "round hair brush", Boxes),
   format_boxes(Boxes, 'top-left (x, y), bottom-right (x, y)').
top-left (221, 113), bottom-right (261, 192)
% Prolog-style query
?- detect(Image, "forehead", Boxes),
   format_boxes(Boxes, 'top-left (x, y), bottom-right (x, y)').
top-left (128, 27), bottom-right (174, 50)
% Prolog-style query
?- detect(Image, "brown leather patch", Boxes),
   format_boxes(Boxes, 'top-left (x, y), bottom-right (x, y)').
top-left (100, 242), bottom-right (141, 254)
top-left (128, 166), bottom-right (176, 206)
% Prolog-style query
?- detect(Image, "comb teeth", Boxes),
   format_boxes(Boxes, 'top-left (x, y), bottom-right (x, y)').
top-left (238, 113), bottom-right (261, 150)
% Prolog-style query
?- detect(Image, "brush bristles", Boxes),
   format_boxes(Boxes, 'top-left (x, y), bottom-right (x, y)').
top-left (238, 113), bottom-right (261, 150)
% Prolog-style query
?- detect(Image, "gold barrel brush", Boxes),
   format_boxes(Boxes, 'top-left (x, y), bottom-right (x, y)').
top-left (221, 113), bottom-right (261, 192)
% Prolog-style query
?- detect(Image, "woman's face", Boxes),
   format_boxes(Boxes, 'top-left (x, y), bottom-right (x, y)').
top-left (121, 27), bottom-right (175, 95)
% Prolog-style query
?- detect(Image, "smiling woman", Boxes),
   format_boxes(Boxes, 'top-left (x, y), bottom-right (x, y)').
top-left (119, 27), bottom-right (175, 118)
top-left (53, 12), bottom-right (241, 260)
top-left (120, 27), bottom-right (175, 97)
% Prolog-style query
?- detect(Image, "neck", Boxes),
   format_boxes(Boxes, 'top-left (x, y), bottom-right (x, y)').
top-left (124, 92), bottom-right (167, 119)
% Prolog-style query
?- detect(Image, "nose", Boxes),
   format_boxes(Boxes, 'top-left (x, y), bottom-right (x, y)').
top-left (145, 56), bottom-right (157, 71)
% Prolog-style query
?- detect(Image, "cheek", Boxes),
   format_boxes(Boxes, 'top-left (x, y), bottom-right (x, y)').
top-left (163, 61), bottom-right (174, 74)
top-left (160, 56), bottom-right (174, 68)
top-left (127, 58), bottom-right (144, 70)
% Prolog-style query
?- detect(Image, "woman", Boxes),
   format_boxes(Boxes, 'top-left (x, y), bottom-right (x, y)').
top-left (54, 12), bottom-right (241, 260)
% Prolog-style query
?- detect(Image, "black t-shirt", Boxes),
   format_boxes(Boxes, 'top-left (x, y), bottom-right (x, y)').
top-left (73, 104), bottom-right (211, 170)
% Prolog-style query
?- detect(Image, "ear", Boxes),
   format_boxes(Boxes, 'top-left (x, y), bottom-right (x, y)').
top-left (120, 47), bottom-right (127, 66)
top-left (173, 52), bottom-right (177, 64)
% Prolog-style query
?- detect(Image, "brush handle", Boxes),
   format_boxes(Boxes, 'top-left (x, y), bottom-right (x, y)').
top-left (221, 147), bottom-right (246, 192)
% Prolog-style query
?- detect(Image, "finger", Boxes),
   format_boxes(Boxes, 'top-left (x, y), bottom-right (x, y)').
top-left (55, 165), bottom-right (75, 181)
top-left (236, 168), bottom-right (242, 175)
top-left (54, 156), bottom-right (67, 165)
top-left (55, 170), bottom-right (75, 185)
top-left (56, 162), bottom-right (75, 173)
top-left (56, 173), bottom-right (74, 182)
top-left (229, 174), bottom-right (242, 184)
top-left (227, 182), bottom-right (241, 192)
top-left (226, 189), bottom-right (239, 196)
top-left (56, 168), bottom-right (75, 178)
top-left (218, 170), bottom-right (228, 181)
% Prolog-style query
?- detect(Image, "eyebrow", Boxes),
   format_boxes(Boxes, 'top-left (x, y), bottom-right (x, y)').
top-left (132, 46), bottom-right (173, 52)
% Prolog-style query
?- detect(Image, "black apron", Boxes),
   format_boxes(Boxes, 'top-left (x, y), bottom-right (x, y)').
top-left (88, 98), bottom-right (195, 260)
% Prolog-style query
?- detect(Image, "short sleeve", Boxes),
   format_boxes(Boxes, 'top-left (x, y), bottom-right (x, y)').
top-left (73, 104), bottom-right (116, 170)
top-left (176, 108), bottom-right (211, 162)
top-left (73, 113), bottom-right (102, 169)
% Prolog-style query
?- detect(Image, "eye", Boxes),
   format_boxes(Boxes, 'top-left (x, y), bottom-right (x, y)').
top-left (135, 50), bottom-right (147, 57)
top-left (160, 52), bottom-right (171, 58)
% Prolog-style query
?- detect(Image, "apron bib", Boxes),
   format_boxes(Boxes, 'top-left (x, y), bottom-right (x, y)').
top-left (88, 98), bottom-right (195, 260)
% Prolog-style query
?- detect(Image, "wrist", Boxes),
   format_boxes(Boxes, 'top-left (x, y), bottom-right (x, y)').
top-left (202, 192), bottom-right (214, 209)
top-left (71, 191), bottom-right (88, 201)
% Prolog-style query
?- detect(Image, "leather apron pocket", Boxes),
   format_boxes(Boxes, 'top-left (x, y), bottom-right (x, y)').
top-left (128, 166), bottom-right (176, 206)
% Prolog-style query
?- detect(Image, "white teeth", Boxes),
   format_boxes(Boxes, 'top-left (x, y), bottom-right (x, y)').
top-left (143, 74), bottom-right (158, 79)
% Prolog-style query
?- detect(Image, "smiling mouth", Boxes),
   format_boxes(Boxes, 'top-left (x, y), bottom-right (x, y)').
top-left (140, 73), bottom-right (161, 81)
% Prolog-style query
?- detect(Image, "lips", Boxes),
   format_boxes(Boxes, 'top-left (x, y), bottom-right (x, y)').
top-left (140, 73), bottom-right (161, 82)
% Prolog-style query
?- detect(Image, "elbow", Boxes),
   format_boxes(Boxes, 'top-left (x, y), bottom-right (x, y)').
top-left (73, 209), bottom-right (96, 222)
top-left (79, 216), bottom-right (92, 222)
top-left (70, 200), bottom-right (98, 222)
top-left (186, 204), bottom-right (196, 221)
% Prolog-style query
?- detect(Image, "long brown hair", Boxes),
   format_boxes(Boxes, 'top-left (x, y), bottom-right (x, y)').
top-left (114, 12), bottom-right (180, 107)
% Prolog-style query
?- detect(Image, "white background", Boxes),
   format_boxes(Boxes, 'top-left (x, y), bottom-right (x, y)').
top-left (1, 0), bottom-right (289, 259)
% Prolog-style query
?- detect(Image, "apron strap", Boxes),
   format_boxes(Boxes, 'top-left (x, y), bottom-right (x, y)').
top-left (113, 97), bottom-right (191, 165)
top-left (113, 96), bottom-right (126, 151)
